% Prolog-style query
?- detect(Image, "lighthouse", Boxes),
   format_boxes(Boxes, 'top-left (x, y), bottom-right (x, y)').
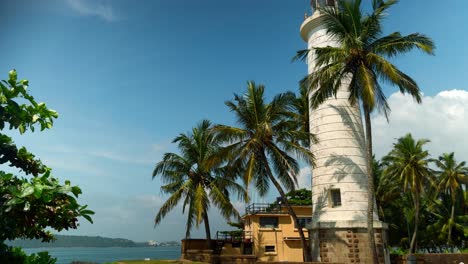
top-left (300, 1), bottom-right (388, 263)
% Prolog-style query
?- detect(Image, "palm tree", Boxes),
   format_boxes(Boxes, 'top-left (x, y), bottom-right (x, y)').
top-left (152, 120), bottom-right (247, 246)
top-left (214, 82), bottom-right (315, 261)
top-left (374, 156), bottom-right (398, 221)
top-left (382, 133), bottom-right (433, 253)
top-left (432, 152), bottom-right (468, 245)
top-left (426, 192), bottom-right (468, 249)
top-left (294, 0), bottom-right (434, 261)
top-left (291, 83), bottom-right (310, 146)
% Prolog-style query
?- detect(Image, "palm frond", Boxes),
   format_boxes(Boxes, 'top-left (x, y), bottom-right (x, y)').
top-left (372, 32), bottom-right (435, 57)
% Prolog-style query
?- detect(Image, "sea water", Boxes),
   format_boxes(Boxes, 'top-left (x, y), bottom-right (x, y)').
top-left (23, 246), bottom-right (181, 264)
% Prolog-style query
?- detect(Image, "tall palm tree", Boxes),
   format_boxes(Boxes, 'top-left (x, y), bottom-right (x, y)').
top-left (382, 133), bottom-right (433, 253)
top-left (152, 120), bottom-right (247, 246)
top-left (374, 156), bottom-right (397, 221)
top-left (291, 83), bottom-right (310, 146)
top-left (432, 152), bottom-right (468, 245)
top-left (214, 82), bottom-right (315, 261)
top-left (294, 0), bottom-right (434, 261)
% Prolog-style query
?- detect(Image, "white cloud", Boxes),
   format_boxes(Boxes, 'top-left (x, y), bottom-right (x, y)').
top-left (133, 195), bottom-right (165, 209)
top-left (66, 0), bottom-right (117, 22)
top-left (372, 89), bottom-right (468, 162)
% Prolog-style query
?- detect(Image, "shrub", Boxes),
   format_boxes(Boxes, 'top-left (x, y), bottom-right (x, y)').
top-left (0, 244), bottom-right (57, 264)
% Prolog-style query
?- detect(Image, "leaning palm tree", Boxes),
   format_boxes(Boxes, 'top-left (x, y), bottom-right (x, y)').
top-left (152, 120), bottom-right (247, 245)
top-left (214, 82), bottom-right (315, 261)
top-left (432, 152), bottom-right (468, 245)
top-left (294, 0), bottom-right (434, 261)
top-left (382, 133), bottom-right (433, 253)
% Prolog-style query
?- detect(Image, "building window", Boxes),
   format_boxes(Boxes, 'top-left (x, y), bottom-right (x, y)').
top-left (265, 245), bottom-right (276, 253)
top-left (295, 217), bottom-right (312, 229)
top-left (330, 189), bottom-right (342, 207)
top-left (260, 217), bottom-right (279, 228)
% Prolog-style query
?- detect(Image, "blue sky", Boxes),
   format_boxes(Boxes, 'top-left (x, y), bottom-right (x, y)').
top-left (1, 0), bottom-right (467, 242)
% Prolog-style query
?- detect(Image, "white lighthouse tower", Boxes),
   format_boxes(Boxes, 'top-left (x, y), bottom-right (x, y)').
top-left (300, 1), bottom-right (388, 263)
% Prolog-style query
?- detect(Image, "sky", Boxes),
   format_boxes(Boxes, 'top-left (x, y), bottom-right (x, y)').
top-left (0, 0), bottom-right (467, 243)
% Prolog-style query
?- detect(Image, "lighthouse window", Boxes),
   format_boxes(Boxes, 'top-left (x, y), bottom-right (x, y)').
top-left (330, 189), bottom-right (342, 207)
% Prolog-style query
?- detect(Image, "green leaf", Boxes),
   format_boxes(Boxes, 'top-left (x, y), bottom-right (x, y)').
top-left (48, 109), bottom-right (59, 118)
top-left (0, 94), bottom-right (7, 103)
top-left (81, 210), bottom-right (95, 215)
top-left (43, 194), bottom-right (53, 203)
top-left (58, 184), bottom-right (72, 193)
top-left (19, 123), bottom-right (25, 134)
top-left (71, 186), bottom-right (82, 196)
top-left (6, 197), bottom-right (24, 206)
top-left (20, 186), bottom-right (34, 198)
top-left (9, 69), bottom-right (17, 82)
top-left (82, 214), bottom-right (94, 223)
top-left (34, 184), bottom-right (44, 198)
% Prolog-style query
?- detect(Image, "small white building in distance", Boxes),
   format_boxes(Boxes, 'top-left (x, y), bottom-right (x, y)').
top-left (147, 240), bottom-right (157, 246)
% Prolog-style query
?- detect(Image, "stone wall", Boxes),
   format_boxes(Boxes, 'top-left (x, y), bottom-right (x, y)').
top-left (181, 238), bottom-right (213, 252)
top-left (316, 228), bottom-right (387, 263)
top-left (181, 239), bottom-right (257, 264)
top-left (182, 249), bottom-right (213, 263)
top-left (211, 255), bottom-right (256, 264)
top-left (257, 261), bottom-right (343, 264)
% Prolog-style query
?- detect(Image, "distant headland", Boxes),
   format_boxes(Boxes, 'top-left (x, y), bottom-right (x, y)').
top-left (6, 235), bottom-right (181, 248)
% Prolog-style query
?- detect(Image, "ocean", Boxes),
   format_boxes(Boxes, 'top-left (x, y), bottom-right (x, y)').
top-left (23, 246), bottom-right (181, 264)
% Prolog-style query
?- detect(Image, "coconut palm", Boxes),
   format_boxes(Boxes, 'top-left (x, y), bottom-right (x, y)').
top-left (432, 152), bottom-right (468, 245)
top-left (291, 83), bottom-right (310, 148)
top-left (382, 133), bottom-right (433, 253)
top-left (152, 120), bottom-right (247, 245)
top-left (214, 82), bottom-right (315, 261)
top-left (294, 0), bottom-right (434, 261)
top-left (374, 156), bottom-right (397, 221)
top-left (426, 192), bottom-right (468, 249)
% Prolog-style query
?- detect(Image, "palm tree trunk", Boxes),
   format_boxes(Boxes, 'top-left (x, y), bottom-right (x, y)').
top-left (409, 194), bottom-right (419, 253)
top-left (448, 202), bottom-right (455, 245)
top-left (364, 106), bottom-right (378, 264)
top-left (203, 211), bottom-right (212, 249)
top-left (261, 152), bottom-right (312, 262)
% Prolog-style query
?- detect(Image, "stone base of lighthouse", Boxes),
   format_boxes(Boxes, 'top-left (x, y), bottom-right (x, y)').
top-left (308, 221), bottom-right (390, 264)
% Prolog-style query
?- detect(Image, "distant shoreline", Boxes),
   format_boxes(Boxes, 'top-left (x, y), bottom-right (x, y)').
top-left (7, 235), bottom-right (181, 248)
top-left (15, 245), bottom-right (181, 249)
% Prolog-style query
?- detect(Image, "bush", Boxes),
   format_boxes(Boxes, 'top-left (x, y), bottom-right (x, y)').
top-left (390, 247), bottom-right (408, 256)
top-left (0, 244), bottom-right (57, 264)
top-left (27, 251), bottom-right (57, 264)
